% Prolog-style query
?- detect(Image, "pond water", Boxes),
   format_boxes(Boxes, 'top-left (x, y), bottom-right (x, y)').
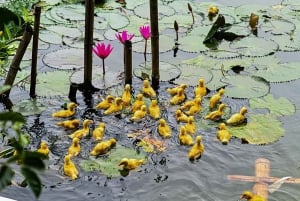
top-left (1, 0), bottom-right (300, 201)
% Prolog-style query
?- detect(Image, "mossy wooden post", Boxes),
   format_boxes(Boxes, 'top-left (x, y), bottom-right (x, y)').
top-left (124, 40), bottom-right (132, 85)
top-left (2, 24), bottom-right (33, 98)
top-left (84, 0), bottom-right (95, 88)
top-left (150, 0), bottom-right (159, 89)
top-left (30, 5), bottom-right (41, 99)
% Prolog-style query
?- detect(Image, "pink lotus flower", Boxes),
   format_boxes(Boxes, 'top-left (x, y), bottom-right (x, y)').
top-left (139, 25), bottom-right (151, 40)
top-left (93, 42), bottom-right (113, 75)
top-left (115, 30), bottom-right (134, 44)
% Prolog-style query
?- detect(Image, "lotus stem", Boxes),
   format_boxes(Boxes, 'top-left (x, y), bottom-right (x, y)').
top-left (174, 20), bottom-right (179, 41)
top-left (188, 3), bottom-right (194, 24)
top-left (144, 39), bottom-right (147, 62)
top-left (102, 58), bottom-right (105, 75)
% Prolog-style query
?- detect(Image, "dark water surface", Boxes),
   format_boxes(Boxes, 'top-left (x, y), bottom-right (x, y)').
top-left (1, 0), bottom-right (300, 201)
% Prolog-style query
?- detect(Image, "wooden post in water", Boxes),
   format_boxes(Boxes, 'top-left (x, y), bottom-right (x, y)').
top-left (30, 5), bottom-right (41, 99)
top-left (150, 0), bottom-right (159, 89)
top-left (124, 40), bottom-right (132, 85)
top-left (84, 0), bottom-right (95, 88)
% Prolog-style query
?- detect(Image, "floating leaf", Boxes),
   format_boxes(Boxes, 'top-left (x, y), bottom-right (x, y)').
top-left (221, 75), bottom-right (269, 99)
top-left (182, 54), bottom-right (218, 68)
top-left (46, 25), bottom-right (82, 38)
top-left (46, 4), bottom-right (85, 24)
top-left (206, 69), bottom-right (227, 90)
top-left (261, 19), bottom-right (296, 35)
top-left (132, 35), bottom-right (174, 53)
top-left (270, 34), bottom-right (300, 51)
top-left (249, 94), bottom-right (295, 116)
top-left (179, 35), bottom-right (209, 53)
top-left (95, 12), bottom-right (129, 30)
top-left (80, 145), bottom-right (146, 177)
top-left (229, 114), bottom-right (284, 145)
top-left (12, 99), bottom-right (47, 116)
top-left (39, 29), bottom-right (62, 45)
top-left (134, 3), bottom-right (175, 20)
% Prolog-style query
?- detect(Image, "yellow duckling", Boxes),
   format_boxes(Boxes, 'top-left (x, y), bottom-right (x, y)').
top-left (92, 122), bottom-right (105, 141)
top-left (175, 109), bottom-right (189, 123)
top-left (167, 84), bottom-right (188, 96)
top-left (239, 191), bottom-right (266, 201)
top-left (179, 126), bottom-right (194, 146)
top-left (194, 78), bottom-right (207, 98)
top-left (121, 84), bottom-right (131, 107)
top-left (118, 158), bottom-right (145, 170)
top-left (63, 154), bottom-right (78, 180)
top-left (69, 119), bottom-right (93, 139)
top-left (37, 142), bottom-right (50, 157)
top-left (209, 88), bottom-right (225, 110)
top-left (96, 95), bottom-right (115, 110)
top-left (180, 98), bottom-right (196, 111)
top-left (90, 138), bottom-right (117, 156)
top-left (170, 88), bottom-right (186, 105)
top-left (188, 135), bottom-right (204, 160)
top-left (142, 79), bottom-right (156, 97)
top-left (226, 107), bottom-right (248, 125)
top-left (217, 123), bottom-right (231, 145)
top-left (185, 97), bottom-right (202, 116)
top-left (185, 116), bottom-right (196, 135)
top-left (56, 119), bottom-right (80, 129)
top-left (158, 118), bottom-right (171, 138)
top-left (149, 99), bottom-right (161, 119)
top-left (68, 137), bottom-right (81, 156)
top-left (131, 93), bottom-right (145, 113)
top-left (104, 97), bottom-right (123, 115)
top-left (52, 102), bottom-right (78, 118)
top-left (130, 105), bottom-right (147, 121)
top-left (204, 103), bottom-right (226, 121)
top-left (208, 6), bottom-right (219, 16)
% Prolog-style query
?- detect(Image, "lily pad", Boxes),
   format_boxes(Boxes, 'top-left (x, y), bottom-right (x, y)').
top-left (80, 145), bottom-right (146, 177)
top-left (206, 69), bottom-right (227, 90)
top-left (221, 75), bottom-right (269, 99)
top-left (250, 94), bottom-right (295, 116)
top-left (270, 34), bottom-right (300, 51)
top-left (261, 19), bottom-right (296, 35)
top-left (39, 29), bottom-right (62, 45)
top-left (179, 35), bottom-right (209, 53)
top-left (173, 64), bottom-right (212, 86)
top-left (134, 61), bottom-right (181, 82)
top-left (132, 35), bottom-right (174, 53)
top-left (95, 12), bottom-right (129, 30)
top-left (46, 4), bottom-right (85, 24)
top-left (43, 48), bottom-right (84, 70)
top-left (182, 54), bottom-right (218, 69)
top-left (134, 3), bottom-right (175, 20)
top-left (229, 114), bottom-right (284, 145)
top-left (12, 99), bottom-right (47, 116)
top-left (46, 25), bottom-right (82, 38)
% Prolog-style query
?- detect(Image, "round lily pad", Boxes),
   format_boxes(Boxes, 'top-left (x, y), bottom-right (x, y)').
top-left (179, 35), bottom-right (209, 53)
top-left (39, 29), bottom-right (62, 45)
top-left (134, 3), bottom-right (175, 20)
top-left (12, 99), bottom-right (47, 116)
top-left (132, 35), bottom-right (174, 53)
top-left (133, 61), bottom-right (181, 82)
top-left (261, 19), bottom-right (296, 35)
top-left (182, 54), bottom-right (219, 69)
top-left (46, 25), bottom-right (82, 38)
top-left (229, 114), bottom-right (284, 145)
top-left (270, 34), bottom-right (300, 51)
top-left (206, 69), bottom-right (228, 90)
top-left (95, 11), bottom-right (130, 30)
top-left (47, 4), bottom-right (85, 24)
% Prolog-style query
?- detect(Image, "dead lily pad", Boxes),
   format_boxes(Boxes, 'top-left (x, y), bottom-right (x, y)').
top-left (229, 114), bottom-right (284, 145)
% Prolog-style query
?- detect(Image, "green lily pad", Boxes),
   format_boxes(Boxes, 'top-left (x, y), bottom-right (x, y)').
top-left (43, 48), bottom-right (84, 70)
top-left (46, 4), bottom-right (85, 24)
top-left (95, 12), bottom-right (129, 30)
top-left (134, 3), bottom-right (175, 20)
top-left (206, 69), bottom-right (227, 90)
top-left (13, 99), bottom-right (47, 116)
top-left (221, 75), bottom-right (269, 99)
top-left (124, 15), bottom-right (150, 36)
top-left (160, 14), bottom-right (201, 30)
top-left (39, 29), bottom-right (62, 45)
top-left (173, 64), bottom-right (212, 86)
top-left (250, 94), bottom-right (295, 116)
top-left (179, 35), bottom-right (209, 53)
top-left (80, 145), bottom-right (146, 177)
top-left (182, 54), bottom-right (218, 69)
top-left (132, 35), bottom-right (174, 53)
top-left (282, 0), bottom-right (300, 6)
top-left (229, 114), bottom-right (284, 145)
top-left (261, 19), bottom-right (296, 35)
top-left (270, 34), bottom-right (300, 51)
top-left (46, 25), bottom-right (82, 38)
top-left (234, 4), bottom-right (269, 21)
top-left (134, 61), bottom-right (181, 82)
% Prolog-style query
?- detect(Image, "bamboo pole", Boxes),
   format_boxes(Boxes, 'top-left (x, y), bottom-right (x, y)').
top-left (84, 0), bottom-right (95, 88)
top-left (30, 6), bottom-right (41, 98)
top-left (124, 40), bottom-right (132, 85)
top-left (150, 0), bottom-right (159, 89)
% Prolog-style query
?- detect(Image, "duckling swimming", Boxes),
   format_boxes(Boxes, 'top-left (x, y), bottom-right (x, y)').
top-left (69, 119), bottom-right (93, 139)
top-left (188, 135), bottom-right (204, 160)
top-left (118, 158), bottom-right (145, 170)
top-left (52, 102), bottom-right (78, 118)
top-left (209, 88), bottom-right (225, 110)
top-left (158, 118), bottom-right (171, 138)
top-left (104, 97), bottom-right (123, 115)
top-left (96, 95), bottom-right (115, 110)
top-left (204, 103), bottom-right (226, 121)
top-left (142, 79), bottom-right (156, 98)
top-left (217, 123), bottom-right (231, 145)
top-left (56, 119), bottom-right (80, 129)
top-left (185, 116), bottom-right (196, 135)
top-left (170, 88), bottom-right (186, 105)
top-left (92, 122), bottom-right (105, 141)
top-left (122, 84), bottom-right (131, 107)
top-left (68, 137), bottom-right (81, 156)
top-left (194, 78), bottom-right (207, 98)
top-left (131, 93), bottom-right (145, 113)
top-left (185, 97), bottom-right (202, 116)
top-left (226, 107), bottom-right (248, 125)
top-left (180, 98), bottom-right (197, 111)
top-left (179, 126), bottom-right (194, 146)
top-left (167, 84), bottom-right (188, 96)
top-left (37, 142), bottom-right (50, 157)
top-left (90, 138), bottom-right (117, 156)
top-left (63, 154), bottom-right (79, 180)
top-left (130, 105), bottom-right (147, 121)
top-left (175, 109), bottom-right (189, 123)
top-left (149, 99), bottom-right (161, 119)
top-left (239, 191), bottom-right (266, 201)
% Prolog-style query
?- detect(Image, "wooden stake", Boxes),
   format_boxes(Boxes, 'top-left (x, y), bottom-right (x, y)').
top-left (30, 5), bottom-right (41, 99)
top-left (150, 0), bottom-right (159, 89)
top-left (124, 40), bottom-right (132, 85)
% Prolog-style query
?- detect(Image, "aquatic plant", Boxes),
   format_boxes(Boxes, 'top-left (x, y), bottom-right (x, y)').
top-left (139, 24), bottom-right (151, 61)
top-left (93, 42), bottom-right (113, 75)
top-left (115, 30), bottom-right (134, 44)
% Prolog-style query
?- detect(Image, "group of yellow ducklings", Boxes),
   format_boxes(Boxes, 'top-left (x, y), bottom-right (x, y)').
top-left (35, 78), bottom-right (260, 200)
